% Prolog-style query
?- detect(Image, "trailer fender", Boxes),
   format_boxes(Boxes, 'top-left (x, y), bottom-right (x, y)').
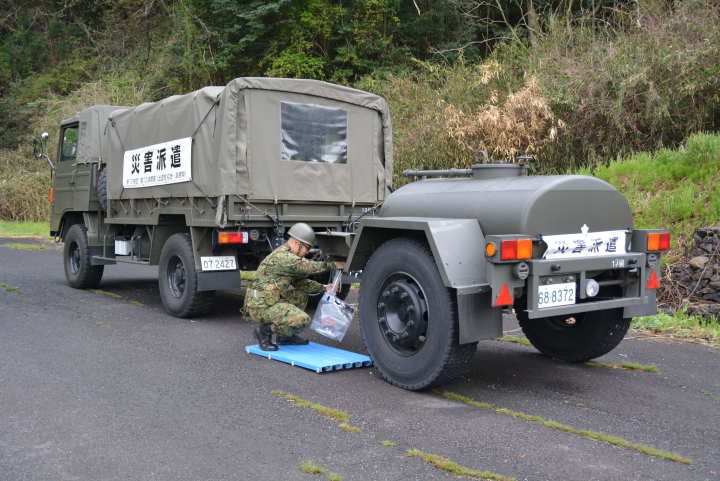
top-left (348, 217), bottom-right (501, 344)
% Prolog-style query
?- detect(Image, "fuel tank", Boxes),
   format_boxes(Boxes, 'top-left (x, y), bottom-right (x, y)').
top-left (380, 169), bottom-right (633, 236)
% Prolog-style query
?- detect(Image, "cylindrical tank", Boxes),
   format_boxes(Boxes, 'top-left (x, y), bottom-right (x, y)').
top-left (381, 172), bottom-right (633, 236)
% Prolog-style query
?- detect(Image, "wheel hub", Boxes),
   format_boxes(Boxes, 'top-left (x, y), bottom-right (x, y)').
top-left (68, 242), bottom-right (80, 274)
top-left (377, 274), bottom-right (428, 355)
top-left (167, 255), bottom-right (186, 298)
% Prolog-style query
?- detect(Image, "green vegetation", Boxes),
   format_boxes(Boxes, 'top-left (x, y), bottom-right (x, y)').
top-left (633, 312), bottom-right (720, 348)
top-left (2, 243), bottom-right (49, 251)
top-left (0, 282), bottom-right (20, 293)
top-left (338, 423), bottom-right (362, 434)
top-left (381, 440), bottom-right (395, 447)
top-left (90, 289), bottom-right (123, 300)
top-left (495, 335), bottom-right (531, 347)
top-left (300, 460), bottom-right (326, 475)
top-left (271, 390), bottom-right (349, 423)
top-left (406, 449), bottom-right (516, 481)
top-left (0, 222), bottom-right (50, 238)
top-left (585, 361), bottom-right (660, 373)
top-left (587, 133), bottom-right (720, 257)
top-left (299, 460), bottom-right (342, 480)
top-left (2, 1), bottom-right (719, 223)
top-left (438, 390), bottom-right (692, 464)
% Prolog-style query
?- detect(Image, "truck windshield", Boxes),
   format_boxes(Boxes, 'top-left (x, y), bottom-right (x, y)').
top-left (280, 102), bottom-right (347, 164)
top-left (60, 126), bottom-right (79, 162)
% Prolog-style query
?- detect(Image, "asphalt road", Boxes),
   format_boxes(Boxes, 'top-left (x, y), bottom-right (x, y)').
top-left (1, 239), bottom-right (718, 481)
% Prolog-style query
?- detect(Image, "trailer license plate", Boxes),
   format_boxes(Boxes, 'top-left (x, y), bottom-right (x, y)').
top-left (537, 282), bottom-right (576, 309)
top-left (200, 256), bottom-right (237, 271)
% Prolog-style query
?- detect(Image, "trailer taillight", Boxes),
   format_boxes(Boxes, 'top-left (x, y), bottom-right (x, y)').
top-left (647, 232), bottom-right (670, 251)
top-left (500, 239), bottom-right (533, 260)
top-left (217, 231), bottom-right (248, 244)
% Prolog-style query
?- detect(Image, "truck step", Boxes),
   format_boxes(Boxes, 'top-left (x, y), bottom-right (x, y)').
top-left (93, 255), bottom-right (150, 265)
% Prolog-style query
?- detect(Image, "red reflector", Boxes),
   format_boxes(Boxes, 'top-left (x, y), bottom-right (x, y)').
top-left (500, 240), bottom-right (517, 260)
top-left (218, 231), bottom-right (248, 244)
top-left (646, 270), bottom-right (660, 289)
top-left (659, 233), bottom-right (671, 250)
top-left (494, 283), bottom-right (514, 306)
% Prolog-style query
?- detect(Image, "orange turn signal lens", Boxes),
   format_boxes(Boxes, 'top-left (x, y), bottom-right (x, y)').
top-left (49, 188), bottom-right (55, 203)
top-left (516, 239), bottom-right (533, 259)
top-left (485, 242), bottom-right (497, 257)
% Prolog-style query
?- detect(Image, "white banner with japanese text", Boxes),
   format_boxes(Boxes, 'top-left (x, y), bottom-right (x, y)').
top-left (122, 137), bottom-right (192, 188)
top-left (542, 230), bottom-right (627, 259)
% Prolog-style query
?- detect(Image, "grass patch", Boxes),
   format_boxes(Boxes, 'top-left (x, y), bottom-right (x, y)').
top-left (407, 449), bottom-right (516, 481)
top-left (128, 299), bottom-right (146, 307)
top-left (589, 133), bottom-right (720, 259)
top-left (326, 473), bottom-right (342, 481)
top-left (300, 460), bottom-right (326, 475)
top-left (2, 242), bottom-right (49, 250)
top-left (338, 423), bottom-right (362, 433)
top-left (632, 311), bottom-right (720, 347)
top-left (271, 390), bottom-right (349, 423)
top-left (438, 391), bottom-right (692, 465)
top-left (495, 335), bottom-right (531, 347)
top-left (585, 361), bottom-right (660, 373)
top-left (90, 289), bottom-right (123, 299)
top-left (0, 221), bottom-right (50, 238)
top-left (381, 440), bottom-right (395, 447)
top-left (0, 282), bottom-right (20, 293)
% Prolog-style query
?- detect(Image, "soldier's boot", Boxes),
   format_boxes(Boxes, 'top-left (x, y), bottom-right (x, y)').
top-left (254, 325), bottom-right (279, 351)
top-left (276, 334), bottom-right (310, 345)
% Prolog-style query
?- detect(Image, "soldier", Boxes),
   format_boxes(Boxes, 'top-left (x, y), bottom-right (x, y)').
top-left (244, 223), bottom-right (346, 351)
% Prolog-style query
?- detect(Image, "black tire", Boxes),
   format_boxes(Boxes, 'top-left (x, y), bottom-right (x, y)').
top-left (359, 238), bottom-right (477, 390)
top-left (517, 307), bottom-right (631, 362)
top-left (96, 167), bottom-right (107, 211)
top-left (158, 233), bottom-right (214, 318)
top-left (63, 224), bottom-right (104, 289)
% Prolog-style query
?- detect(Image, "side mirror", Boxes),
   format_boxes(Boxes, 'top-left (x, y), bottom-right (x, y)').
top-left (33, 131), bottom-right (55, 170)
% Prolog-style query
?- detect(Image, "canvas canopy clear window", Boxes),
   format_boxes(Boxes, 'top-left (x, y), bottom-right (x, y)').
top-left (281, 102), bottom-right (348, 164)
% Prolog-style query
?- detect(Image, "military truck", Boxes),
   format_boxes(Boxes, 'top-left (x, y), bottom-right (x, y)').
top-left (38, 77), bottom-right (670, 390)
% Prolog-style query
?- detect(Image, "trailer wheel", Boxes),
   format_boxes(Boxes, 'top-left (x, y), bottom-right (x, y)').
top-left (158, 233), bottom-right (213, 318)
top-left (64, 224), bottom-right (104, 289)
top-left (359, 238), bottom-right (476, 390)
top-left (517, 308), bottom-right (630, 362)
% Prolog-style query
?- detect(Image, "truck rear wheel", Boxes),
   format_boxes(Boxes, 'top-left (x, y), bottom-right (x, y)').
top-left (158, 233), bottom-right (213, 318)
top-left (64, 224), bottom-right (104, 289)
top-left (359, 238), bottom-right (476, 390)
top-left (517, 308), bottom-right (630, 362)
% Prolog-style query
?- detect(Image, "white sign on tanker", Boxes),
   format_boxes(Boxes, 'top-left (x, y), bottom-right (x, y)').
top-left (122, 137), bottom-right (192, 188)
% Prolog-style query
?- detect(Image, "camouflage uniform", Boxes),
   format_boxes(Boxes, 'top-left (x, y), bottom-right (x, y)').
top-left (244, 244), bottom-right (334, 337)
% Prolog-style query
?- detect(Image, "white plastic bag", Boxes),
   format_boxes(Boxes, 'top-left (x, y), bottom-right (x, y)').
top-left (310, 271), bottom-right (354, 342)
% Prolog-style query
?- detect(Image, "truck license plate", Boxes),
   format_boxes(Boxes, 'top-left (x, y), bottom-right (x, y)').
top-left (200, 256), bottom-right (237, 271)
top-left (537, 282), bottom-right (576, 309)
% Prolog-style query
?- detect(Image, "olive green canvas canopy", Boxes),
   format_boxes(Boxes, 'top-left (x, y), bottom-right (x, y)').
top-left (61, 105), bottom-right (127, 164)
top-left (103, 77), bottom-right (393, 204)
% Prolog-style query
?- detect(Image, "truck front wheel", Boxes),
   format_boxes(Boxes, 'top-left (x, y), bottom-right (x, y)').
top-left (158, 233), bottom-right (213, 318)
top-left (517, 308), bottom-right (630, 362)
top-left (64, 224), bottom-right (104, 289)
top-left (359, 238), bottom-right (476, 390)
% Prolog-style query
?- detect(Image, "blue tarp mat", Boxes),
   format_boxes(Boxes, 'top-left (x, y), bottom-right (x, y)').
top-left (245, 342), bottom-right (373, 373)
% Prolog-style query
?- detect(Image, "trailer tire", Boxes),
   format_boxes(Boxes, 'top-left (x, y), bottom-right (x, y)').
top-left (96, 167), bottom-right (107, 211)
top-left (158, 233), bottom-right (214, 318)
top-left (517, 308), bottom-right (630, 362)
top-left (359, 238), bottom-right (476, 390)
top-left (64, 224), bottom-right (104, 288)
